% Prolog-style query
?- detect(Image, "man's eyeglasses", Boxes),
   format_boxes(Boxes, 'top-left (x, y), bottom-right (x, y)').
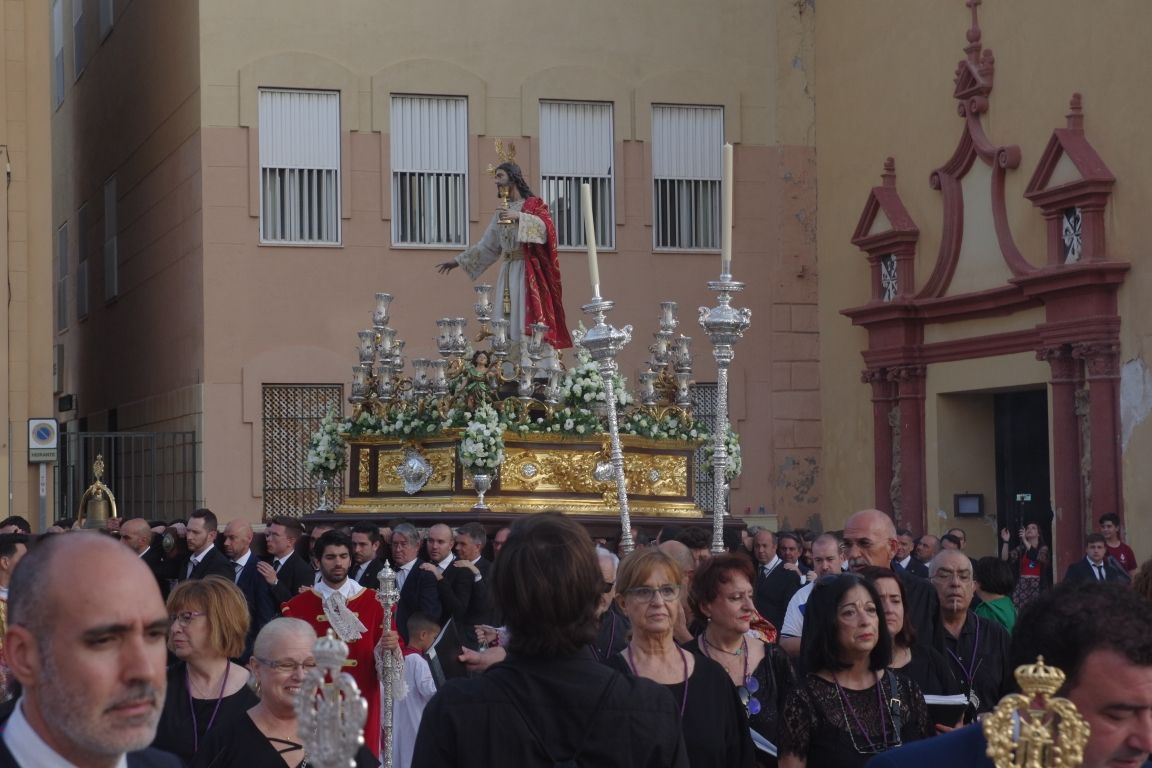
top-left (931, 570), bottom-right (973, 583)
top-left (624, 584), bottom-right (680, 603)
top-left (169, 611), bottom-right (206, 626)
top-left (256, 657), bottom-right (318, 674)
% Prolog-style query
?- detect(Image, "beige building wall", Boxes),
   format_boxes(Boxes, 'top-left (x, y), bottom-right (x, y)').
top-left (54, 0), bottom-right (821, 526)
top-left (817, 1), bottom-right (1152, 553)
top-left (0, 1), bottom-right (54, 528)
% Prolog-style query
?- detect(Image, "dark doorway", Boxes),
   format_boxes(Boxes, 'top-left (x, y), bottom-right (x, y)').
top-left (994, 389), bottom-right (1052, 548)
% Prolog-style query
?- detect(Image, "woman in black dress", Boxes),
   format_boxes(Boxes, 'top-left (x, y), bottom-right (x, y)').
top-left (778, 573), bottom-right (932, 768)
top-left (193, 617), bottom-right (376, 768)
top-left (608, 548), bottom-right (754, 768)
top-left (153, 576), bottom-right (258, 764)
top-left (685, 554), bottom-right (793, 767)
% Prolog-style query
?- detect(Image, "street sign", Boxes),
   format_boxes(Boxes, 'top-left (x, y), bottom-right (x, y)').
top-left (28, 418), bottom-right (58, 463)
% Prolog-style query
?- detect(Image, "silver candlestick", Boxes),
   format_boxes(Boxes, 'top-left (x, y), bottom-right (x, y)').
top-left (699, 276), bottom-right (751, 554)
top-left (578, 296), bottom-right (635, 555)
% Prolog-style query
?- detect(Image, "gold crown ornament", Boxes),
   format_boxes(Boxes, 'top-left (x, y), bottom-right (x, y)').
top-left (983, 656), bottom-right (1090, 768)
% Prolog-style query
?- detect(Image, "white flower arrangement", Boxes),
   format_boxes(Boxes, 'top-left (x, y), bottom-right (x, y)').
top-left (622, 410), bottom-right (701, 441)
top-left (702, 426), bottom-right (742, 481)
top-left (305, 409), bottom-right (349, 481)
top-left (560, 347), bottom-right (632, 411)
top-left (458, 403), bottom-right (505, 471)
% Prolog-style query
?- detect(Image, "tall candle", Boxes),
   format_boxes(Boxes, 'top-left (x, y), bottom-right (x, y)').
top-left (581, 183), bottom-right (601, 298)
top-left (722, 143), bottom-right (733, 276)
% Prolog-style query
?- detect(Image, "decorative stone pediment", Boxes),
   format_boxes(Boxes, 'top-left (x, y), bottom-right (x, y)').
top-left (851, 158), bottom-right (918, 304)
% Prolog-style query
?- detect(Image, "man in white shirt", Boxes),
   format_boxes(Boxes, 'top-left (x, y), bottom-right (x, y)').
top-left (3, 532), bottom-right (178, 767)
top-left (779, 533), bottom-right (844, 657)
top-left (222, 519), bottom-right (276, 661)
top-left (1064, 533), bottom-right (1129, 584)
top-left (393, 523), bottom-right (441, 644)
top-left (180, 508), bottom-right (233, 582)
top-left (424, 523), bottom-right (456, 571)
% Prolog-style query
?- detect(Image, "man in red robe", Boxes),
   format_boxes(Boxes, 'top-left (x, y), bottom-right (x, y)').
top-left (437, 161), bottom-right (572, 356)
top-left (281, 530), bottom-right (391, 757)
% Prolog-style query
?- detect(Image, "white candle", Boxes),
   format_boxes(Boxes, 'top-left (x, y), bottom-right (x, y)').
top-left (722, 143), bottom-right (733, 276)
top-left (581, 183), bottom-right (601, 298)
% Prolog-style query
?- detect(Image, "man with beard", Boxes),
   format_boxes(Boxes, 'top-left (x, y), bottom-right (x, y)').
top-left (436, 161), bottom-right (572, 363)
top-left (2, 532), bottom-right (178, 766)
top-left (281, 530), bottom-right (389, 758)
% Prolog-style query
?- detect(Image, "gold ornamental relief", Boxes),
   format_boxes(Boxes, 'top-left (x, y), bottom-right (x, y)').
top-left (502, 448), bottom-right (602, 493)
top-left (623, 454), bottom-right (688, 496)
top-left (376, 446), bottom-right (457, 493)
top-left (358, 449), bottom-right (371, 493)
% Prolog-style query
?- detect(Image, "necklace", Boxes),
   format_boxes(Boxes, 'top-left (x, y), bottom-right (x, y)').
top-left (831, 671), bottom-right (898, 754)
top-left (626, 644), bottom-right (689, 719)
top-left (945, 615), bottom-right (984, 712)
top-left (187, 662), bottom-right (231, 754)
top-left (700, 633), bottom-right (761, 716)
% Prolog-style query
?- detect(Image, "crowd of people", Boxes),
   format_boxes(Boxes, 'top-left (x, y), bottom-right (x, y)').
top-left (0, 507), bottom-right (1148, 768)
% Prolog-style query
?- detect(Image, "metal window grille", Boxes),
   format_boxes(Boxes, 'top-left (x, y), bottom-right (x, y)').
top-left (390, 95), bottom-right (468, 246)
top-left (692, 382), bottom-right (720, 513)
top-left (539, 100), bottom-right (614, 249)
top-left (652, 105), bottom-right (723, 250)
top-left (56, 223), bottom-right (68, 331)
top-left (72, 0), bottom-right (86, 79)
top-left (58, 431), bottom-right (198, 523)
top-left (103, 177), bottom-right (118, 300)
top-left (262, 384), bottom-right (343, 520)
top-left (259, 89), bottom-right (341, 245)
top-left (52, 0), bottom-right (64, 107)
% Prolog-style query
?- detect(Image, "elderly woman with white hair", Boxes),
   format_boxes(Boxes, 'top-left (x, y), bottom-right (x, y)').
top-left (192, 617), bottom-right (376, 768)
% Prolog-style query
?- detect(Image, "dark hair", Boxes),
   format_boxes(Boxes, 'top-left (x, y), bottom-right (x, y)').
top-left (491, 513), bottom-right (600, 657)
top-left (972, 556), bottom-right (1014, 596)
top-left (270, 516), bottom-right (304, 541)
top-left (801, 573), bottom-right (892, 673)
top-left (777, 532), bottom-right (802, 548)
top-left (676, 527), bottom-right (710, 551)
top-left (657, 525), bottom-right (683, 544)
top-left (313, 530), bottom-right (353, 561)
top-left (857, 566), bottom-right (915, 648)
top-left (457, 521), bottom-right (487, 549)
top-left (350, 522), bottom-right (381, 543)
top-left (896, 528), bottom-right (913, 538)
top-left (1011, 581), bottom-right (1152, 692)
top-left (470, 350), bottom-right (490, 367)
top-left (0, 533), bottom-right (29, 559)
top-left (688, 554), bottom-right (754, 619)
top-left (406, 611), bottom-right (440, 639)
top-left (0, 516), bottom-right (31, 534)
top-left (940, 533), bottom-right (963, 548)
top-left (496, 162), bottom-right (534, 199)
top-left (190, 508), bottom-right (218, 533)
top-left (1098, 512), bottom-right (1121, 527)
top-left (1085, 532), bottom-right (1106, 546)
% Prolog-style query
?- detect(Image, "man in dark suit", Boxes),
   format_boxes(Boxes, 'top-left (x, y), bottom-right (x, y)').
top-left (892, 527), bottom-right (929, 578)
top-left (222, 519), bottom-right (277, 662)
top-left (423, 522), bottom-right (495, 648)
top-left (3, 531), bottom-right (181, 766)
top-left (752, 529), bottom-right (802, 630)
top-left (350, 522), bottom-right (385, 587)
top-left (119, 517), bottom-right (174, 598)
top-left (257, 516), bottom-right (316, 605)
top-left (179, 508), bottom-right (234, 582)
top-left (1064, 533), bottom-right (1130, 584)
top-left (392, 522), bottom-right (441, 644)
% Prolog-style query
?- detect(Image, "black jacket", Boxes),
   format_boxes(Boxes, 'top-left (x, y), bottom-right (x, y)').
top-left (267, 551), bottom-right (316, 606)
top-left (180, 545), bottom-right (235, 582)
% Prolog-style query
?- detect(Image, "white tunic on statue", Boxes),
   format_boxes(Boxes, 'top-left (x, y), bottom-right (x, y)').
top-left (391, 652), bottom-right (438, 768)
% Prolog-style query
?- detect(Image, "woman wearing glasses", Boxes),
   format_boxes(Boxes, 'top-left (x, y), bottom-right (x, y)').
top-left (153, 576), bottom-right (258, 763)
top-left (608, 549), bottom-right (755, 768)
top-left (778, 574), bottom-right (931, 768)
top-left (685, 554), bottom-right (794, 767)
top-left (193, 617), bottom-right (376, 767)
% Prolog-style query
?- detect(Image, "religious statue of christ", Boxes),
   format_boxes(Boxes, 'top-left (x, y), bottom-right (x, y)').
top-left (436, 160), bottom-right (572, 359)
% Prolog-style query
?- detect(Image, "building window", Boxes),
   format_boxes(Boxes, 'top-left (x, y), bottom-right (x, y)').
top-left (103, 177), bottom-right (117, 301)
top-left (539, 100), bottom-right (614, 249)
top-left (262, 384), bottom-right (343, 519)
top-left (52, 0), bottom-right (64, 107)
top-left (259, 88), bottom-right (341, 245)
top-left (77, 202), bottom-right (89, 319)
top-left (56, 223), bottom-right (68, 331)
top-left (99, 0), bottom-right (114, 39)
top-left (72, 0), bottom-right (86, 79)
top-left (390, 95), bottom-right (468, 247)
top-left (652, 105), bottom-right (723, 251)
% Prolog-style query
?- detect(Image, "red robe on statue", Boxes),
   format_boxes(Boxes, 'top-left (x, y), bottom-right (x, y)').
top-left (520, 196), bottom-right (572, 350)
top-left (282, 586), bottom-right (393, 758)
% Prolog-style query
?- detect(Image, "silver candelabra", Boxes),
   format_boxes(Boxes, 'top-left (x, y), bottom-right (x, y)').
top-left (699, 276), bottom-right (751, 554)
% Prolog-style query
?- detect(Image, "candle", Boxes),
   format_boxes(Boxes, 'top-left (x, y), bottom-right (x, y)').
top-left (722, 143), bottom-right (733, 276)
top-left (581, 183), bottom-right (601, 298)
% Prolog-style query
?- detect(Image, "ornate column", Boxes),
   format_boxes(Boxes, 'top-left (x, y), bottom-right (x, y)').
top-left (889, 365), bottom-right (927, 533)
top-left (1073, 341), bottom-right (1123, 528)
top-left (863, 367), bottom-right (895, 516)
top-left (1038, 344), bottom-right (1083, 572)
